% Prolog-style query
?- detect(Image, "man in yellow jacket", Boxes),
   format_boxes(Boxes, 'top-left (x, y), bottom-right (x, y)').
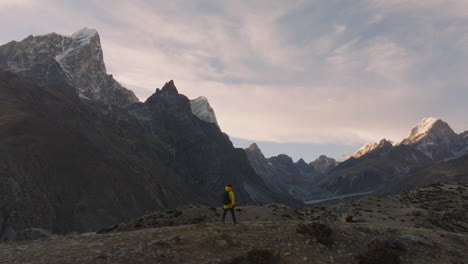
top-left (222, 184), bottom-right (237, 224)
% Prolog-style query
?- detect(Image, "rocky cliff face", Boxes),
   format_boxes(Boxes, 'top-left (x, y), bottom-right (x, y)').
top-left (398, 117), bottom-right (467, 161)
top-left (0, 70), bottom-right (301, 241)
top-left (129, 81), bottom-right (300, 207)
top-left (0, 28), bottom-right (139, 107)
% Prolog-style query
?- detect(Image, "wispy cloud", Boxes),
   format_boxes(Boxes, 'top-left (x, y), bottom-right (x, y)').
top-left (1, 0), bottom-right (467, 147)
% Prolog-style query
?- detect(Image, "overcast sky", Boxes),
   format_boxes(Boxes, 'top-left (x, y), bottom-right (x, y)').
top-left (1, 0), bottom-right (467, 161)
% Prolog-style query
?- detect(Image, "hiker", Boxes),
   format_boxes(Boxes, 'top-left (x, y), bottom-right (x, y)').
top-left (222, 184), bottom-right (237, 224)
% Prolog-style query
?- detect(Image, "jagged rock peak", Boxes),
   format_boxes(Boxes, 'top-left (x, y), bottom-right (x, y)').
top-left (190, 96), bottom-right (218, 125)
top-left (247, 143), bottom-right (261, 152)
top-left (353, 139), bottom-right (393, 158)
top-left (398, 117), bottom-right (466, 161)
top-left (156, 80), bottom-right (179, 96)
top-left (38, 27), bottom-right (98, 40)
top-left (314, 155), bottom-right (335, 163)
top-left (403, 117), bottom-right (442, 143)
top-left (398, 117), bottom-right (459, 146)
top-left (295, 158), bottom-right (308, 166)
top-left (71, 27), bottom-right (98, 39)
top-left (244, 143), bottom-right (267, 161)
top-left (0, 28), bottom-right (139, 106)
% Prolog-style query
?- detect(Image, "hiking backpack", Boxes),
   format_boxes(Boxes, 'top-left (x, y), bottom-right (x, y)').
top-left (222, 191), bottom-right (231, 205)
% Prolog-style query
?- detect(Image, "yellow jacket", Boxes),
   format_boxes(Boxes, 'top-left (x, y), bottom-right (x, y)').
top-left (223, 186), bottom-right (235, 209)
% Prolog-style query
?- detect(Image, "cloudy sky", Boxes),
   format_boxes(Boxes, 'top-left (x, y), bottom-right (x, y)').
top-left (1, 0), bottom-right (468, 161)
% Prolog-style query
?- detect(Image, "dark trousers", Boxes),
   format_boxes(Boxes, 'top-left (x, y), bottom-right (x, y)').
top-left (222, 208), bottom-right (237, 223)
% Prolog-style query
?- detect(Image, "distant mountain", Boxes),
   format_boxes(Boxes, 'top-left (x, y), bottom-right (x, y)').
top-left (353, 139), bottom-right (393, 158)
top-left (244, 143), bottom-right (318, 184)
top-left (315, 145), bottom-right (433, 195)
top-left (310, 155), bottom-right (338, 174)
top-left (398, 117), bottom-right (466, 161)
top-left (0, 28), bottom-right (138, 106)
top-left (244, 144), bottom-right (332, 201)
top-left (314, 118), bottom-right (468, 196)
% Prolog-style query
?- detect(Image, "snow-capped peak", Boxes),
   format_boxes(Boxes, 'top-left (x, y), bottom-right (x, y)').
top-left (413, 117), bottom-right (440, 137)
top-left (1, 28), bottom-right (139, 106)
top-left (397, 117), bottom-right (466, 160)
top-left (70, 28), bottom-right (98, 46)
top-left (72, 27), bottom-right (98, 38)
top-left (397, 117), bottom-right (441, 145)
top-left (55, 28), bottom-right (100, 64)
top-left (353, 142), bottom-right (378, 158)
top-left (353, 139), bottom-right (393, 158)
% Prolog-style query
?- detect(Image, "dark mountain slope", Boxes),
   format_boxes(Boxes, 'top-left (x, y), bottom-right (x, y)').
top-left (380, 153), bottom-right (468, 194)
top-left (0, 71), bottom-right (300, 241)
top-left (0, 71), bottom-right (181, 238)
top-left (128, 81), bottom-right (300, 207)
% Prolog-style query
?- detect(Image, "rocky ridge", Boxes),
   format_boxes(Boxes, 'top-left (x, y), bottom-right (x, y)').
top-left (353, 139), bottom-right (394, 158)
top-left (0, 28), bottom-right (138, 106)
top-left (315, 145), bottom-right (433, 195)
top-left (244, 144), bottom-right (333, 202)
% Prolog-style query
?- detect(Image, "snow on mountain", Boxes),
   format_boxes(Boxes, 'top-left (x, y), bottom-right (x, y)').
top-left (353, 142), bottom-right (379, 158)
top-left (0, 28), bottom-right (138, 106)
top-left (353, 139), bottom-right (394, 158)
top-left (71, 28), bottom-right (98, 44)
top-left (401, 117), bottom-right (440, 144)
top-left (398, 117), bottom-right (467, 160)
top-left (55, 28), bottom-right (98, 65)
top-left (190, 96), bottom-right (218, 125)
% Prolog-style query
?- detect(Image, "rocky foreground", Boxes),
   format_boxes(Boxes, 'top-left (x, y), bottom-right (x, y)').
top-left (0, 182), bottom-right (467, 264)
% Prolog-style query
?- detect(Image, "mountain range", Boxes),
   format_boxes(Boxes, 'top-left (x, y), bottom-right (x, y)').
top-left (0, 28), bottom-right (467, 242)
top-left (0, 29), bottom-right (300, 240)
top-left (245, 117), bottom-right (468, 201)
